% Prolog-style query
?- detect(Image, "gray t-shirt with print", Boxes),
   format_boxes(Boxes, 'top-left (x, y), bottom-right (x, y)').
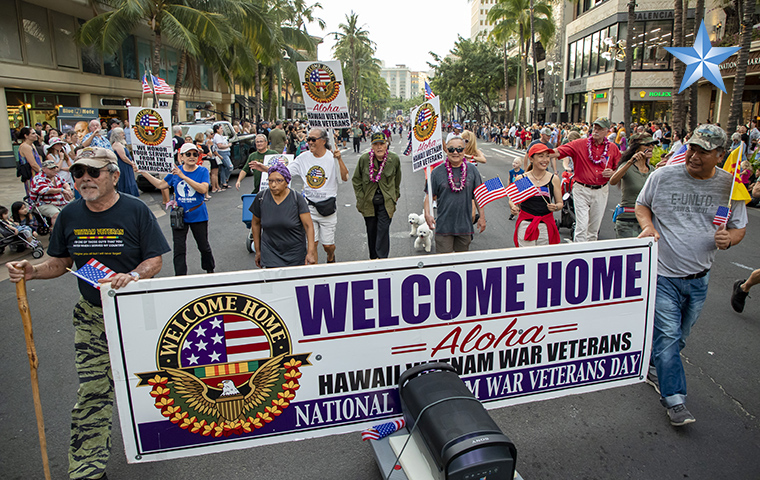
top-left (426, 162), bottom-right (482, 236)
top-left (636, 164), bottom-right (748, 277)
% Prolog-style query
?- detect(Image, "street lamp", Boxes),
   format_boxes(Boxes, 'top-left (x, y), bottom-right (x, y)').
top-left (601, 37), bottom-right (627, 121)
top-left (278, 50), bottom-right (290, 120)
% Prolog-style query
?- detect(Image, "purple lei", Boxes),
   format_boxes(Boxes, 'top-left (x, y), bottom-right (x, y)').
top-left (445, 158), bottom-right (467, 192)
top-left (368, 149), bottom-right (388, 183)
top-left (587, 136), bottom-right (610, 166)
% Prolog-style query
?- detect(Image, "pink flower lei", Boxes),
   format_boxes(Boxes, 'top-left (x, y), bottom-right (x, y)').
top-left (368, 149), bottom-right (388, 183)
top-left (445, 158), bottom-right (468, 192)
top-left (587, 136), bottom-right (610, 166)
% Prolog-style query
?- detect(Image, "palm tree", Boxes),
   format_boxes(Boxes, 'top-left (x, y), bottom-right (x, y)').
top-left (727, 0), bottom-right (755, 133)
top-left (623, 0), bottom-right (635, 131)
top-left (671, 0), bottom-right (686, 134)
top-left (331, 12), bottom-right (374, 119)
top-left (490, 25), bottom-right (517, 122)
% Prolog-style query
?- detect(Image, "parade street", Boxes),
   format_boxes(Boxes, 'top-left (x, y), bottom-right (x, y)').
top-left (2, 137), bottom-right (759, 479)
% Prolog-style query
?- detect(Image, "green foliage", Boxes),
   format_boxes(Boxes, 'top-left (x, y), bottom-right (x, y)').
top-left (650, 146), bottom-right (666, 166)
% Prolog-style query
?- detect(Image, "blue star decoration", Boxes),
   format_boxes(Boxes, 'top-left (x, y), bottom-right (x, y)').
top-left (664, 20), bottom-right (740, 94)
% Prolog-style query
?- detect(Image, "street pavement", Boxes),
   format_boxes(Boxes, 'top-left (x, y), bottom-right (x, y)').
top-left (1, 136), bottom-right (759, 479)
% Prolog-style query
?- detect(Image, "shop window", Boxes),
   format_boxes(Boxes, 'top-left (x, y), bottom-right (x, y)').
top-left (21, 2), bottom-right (53, 66)
top-left (567, 43), bottom-right (576, 80)
top-left (630, 22), bottom-right (644, 70)
top-left (53, 14), bottom-right (78, 69)
top-left (104, 49), bottom-right (122, 77)
top-left (81, 43), bottom-right (101, 74)
top-left (575, 40), bottom-right (583, 79)
top-left (0, 0), bottom-right (23, 62)
top-left (164, 48), bottom-right (178, 86)
top-left (122, 36), bottom-right (138, 79)
top-left (642, 20), bottom-right (672, 69)
top-left (581, 36), bottom-right (591, 77)
top-left (590, 31), bottom-right (599, 75)
top-left (137, 38), bottom-right (151, 79)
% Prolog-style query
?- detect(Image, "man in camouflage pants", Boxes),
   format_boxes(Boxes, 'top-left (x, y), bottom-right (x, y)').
top-left (7, 147), bottom-right (170, 479)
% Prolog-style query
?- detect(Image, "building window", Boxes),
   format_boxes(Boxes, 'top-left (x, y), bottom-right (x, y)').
top-left (590, 31), bottom-right (599, 75)
top-left (53, 14), bottom-right (79, 69)
top-left (122, 36), bottom-right (138, 79)
top-left (642, 20), bottom-right (672, 69)
top-left (567, 42), bottom-right (576, 80)
top-left (22, 2), bottom-right (53, 66)
top-left (0, 0), bottom-right (22, 62)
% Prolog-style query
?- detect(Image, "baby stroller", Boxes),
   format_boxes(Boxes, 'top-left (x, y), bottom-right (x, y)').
top-left (556, 171), bottom-right (575, 238)
top-left (241, 194), bottom-right (257, 253)
top-left (0, 222), bottom-right (44, 258)
top-left (23, 196), bottom-right (52, 236)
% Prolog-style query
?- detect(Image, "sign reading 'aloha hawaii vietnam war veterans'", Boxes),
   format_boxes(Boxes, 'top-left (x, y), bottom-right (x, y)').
top-left (102, 238), bottom-right (656, 462)
top-left (128, 106), bottom-right (174, 174)
top-left (296, 60), bottom-right (351, 129)
top-left (410, 96), bottom-right (444, 172)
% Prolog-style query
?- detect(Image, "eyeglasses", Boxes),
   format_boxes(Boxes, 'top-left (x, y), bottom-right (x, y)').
top-left (306, 136), bottom-right (323, 143)
top-left (183, 151), bottom-right (199, 157)
top-left (447, 147), bottom-right (465, 153)
top-left (71, 165), bottom-right (107, 179)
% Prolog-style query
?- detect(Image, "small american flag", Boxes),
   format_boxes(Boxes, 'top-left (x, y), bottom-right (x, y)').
top-left (506, 177), bottom-right (540, 204)
top-left (424, 81), bottom-right (435, 100)
top-left (361, 418), bottom-right (405, 441)
top-left (474, 177), bottom-right (509, 208)
top-left (403, 130), bottom-right (412, 156)
top-left (70, 258), bottom-right (116, 289)
top-left (309, 68), bottom-right (331, 83)
top-left (139, 113), bottom-right (160, 128)
top-left (538, 185), bottom-right (551, 197)
top-left (666, 144), bottom-right (688, 165)
top-left (713, 205), bottom-right (731, 226)
top-left (181, 314), bottom-right (270, 366)
top-left (142, 74), bottom-right (175, 95)
top-left (417, 108), bottom-right (432, 124)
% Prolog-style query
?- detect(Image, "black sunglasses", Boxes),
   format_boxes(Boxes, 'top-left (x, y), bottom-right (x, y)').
top-left (71, 165), bottom-right (107, 179)
top-left (183, 151), bottom-right (199, 157)
top-left (447, 146), bottom-right (465, 153)
top-left (306, 136), bottom-right (323, 142)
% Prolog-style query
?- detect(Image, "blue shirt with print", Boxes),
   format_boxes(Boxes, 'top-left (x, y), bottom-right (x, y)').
top-left (164, 166), bottom-right (210, 223)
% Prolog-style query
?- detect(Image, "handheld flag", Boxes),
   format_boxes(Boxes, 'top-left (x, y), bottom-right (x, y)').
top-left (142, 74), bottom-right (175, 95)
top-left (361, 418), bottom-right (405, 441)
top-left (424, 81), bottom-right (435, 100)
top-left (474, 176), bottom-right (509, 208)
top-left (721, 143), bottom-right (752, 203)
top-left (713, 205), bottom-right (731, 226)
top-left (69, 258), bottom-right (116, 289)
top-left (403, 130), bottom-right (412, 156)
top-left (666, 144), bottom-right (688, 165)
top-left (505, 176), bottom-right (540, 204)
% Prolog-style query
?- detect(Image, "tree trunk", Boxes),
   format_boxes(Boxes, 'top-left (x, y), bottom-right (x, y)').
top-left (503, 43), bottom-right (511, 122)
top-left (151, 28), bottom-right (161, 75)
top-left (530, 0), bottom-right (538, 124)
top-left (688, 0), bottom-right (705, 131)
top-left (671, 0), bottom-right (686, 135)
top-left (268, 66), bottom-right (276, 121)
top-left (623, 0), bottom-right (635, 130)
top-left (171, 51), bottom-right (187, 123)
top-left (522, 38), bottom-right (529, 124)
top-left (254, 61), bottom-right (262, 124)
top-left (727, 0), bottom-right (755, 133)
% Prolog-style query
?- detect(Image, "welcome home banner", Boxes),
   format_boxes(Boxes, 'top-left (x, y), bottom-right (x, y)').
top-left (102, 238), bottom-right (656, 462)
top-left (297, 60), bottom-right (351, 128)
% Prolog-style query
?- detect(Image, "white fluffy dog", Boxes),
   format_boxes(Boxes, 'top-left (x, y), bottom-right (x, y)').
top-left (408, 212), bottom-right (425, 237)
top-left (414, 223), bottom-right (433, 253)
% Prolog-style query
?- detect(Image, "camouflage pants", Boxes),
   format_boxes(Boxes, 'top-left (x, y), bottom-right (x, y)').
top-left (68, 297), bottom-right (113, 480)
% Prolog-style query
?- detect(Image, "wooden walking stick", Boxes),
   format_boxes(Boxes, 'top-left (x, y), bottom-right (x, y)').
top-left (16, 277), bottom-right (52, 480)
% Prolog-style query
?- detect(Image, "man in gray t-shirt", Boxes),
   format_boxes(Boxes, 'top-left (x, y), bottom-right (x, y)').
top-left (636, 124), bottom-right (747, 427)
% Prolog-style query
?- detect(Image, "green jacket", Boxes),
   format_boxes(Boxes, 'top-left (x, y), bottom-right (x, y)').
top-left (352, 151), bottom-right (402, 218)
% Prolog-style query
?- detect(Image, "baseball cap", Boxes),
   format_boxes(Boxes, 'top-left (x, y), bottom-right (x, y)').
top-left (541, 127), bottom-right (553, 136)
top-left (371, 132), bottom-right (387, 144)
top-left (41, 160), bottom-right (58, 169)
top-left (629, 133), bottom-right (658, 145)
top-left (593, 117), bottom-right (611, 130)
top-left (686, 124), bottom-right (727, 151)
top-left (528, 143), bottom-right (555, 157)
top-left (453, 123), bottom-right (462, 130)
top-left (179, 142), bottom-right (199, 154)
top-left (73, 146), bottom-right (118, 167)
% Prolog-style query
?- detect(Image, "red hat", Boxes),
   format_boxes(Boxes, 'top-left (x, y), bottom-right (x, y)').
top-left (528, 143), bottom-right (555, 157)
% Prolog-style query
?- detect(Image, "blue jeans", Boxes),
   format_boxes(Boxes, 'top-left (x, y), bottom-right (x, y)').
top-left (218, 150), bottom-right (233, 185)
top-left (652, 274), bottom-right (710, 407)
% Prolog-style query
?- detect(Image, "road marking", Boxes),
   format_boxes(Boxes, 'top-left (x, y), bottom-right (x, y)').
top-left (731, 262), bottom-right (756, 271)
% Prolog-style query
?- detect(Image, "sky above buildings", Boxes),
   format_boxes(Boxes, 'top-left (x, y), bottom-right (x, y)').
top-left (306, 1), bottom-right (471, 72)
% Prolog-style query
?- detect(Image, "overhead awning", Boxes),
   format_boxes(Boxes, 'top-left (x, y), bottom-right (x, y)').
top-left (234, 96), bottom-right (251, 108)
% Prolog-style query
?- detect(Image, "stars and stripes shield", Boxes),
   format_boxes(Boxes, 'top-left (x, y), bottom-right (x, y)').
top-left (666, 144), bottom-right (688, 165)
top-left (138, 113), bottom-right (160, 128)
top-left (713, 205), bottom-right (731, 226)
top-left (424, 81), bottom-right (435, 100)
top-left (309, 68), bottom-right (332, 84)
top-left (417, 108), bottom-right (432, 124)
top-left (180, 314), bottom-right (271, 369)
top-left (361, 418), bottom-right (405, 441)
top-left (474, 176), bottom-right (509, 208)
top-left (70, 258), bottom-right (116, 289)
top-left (505, 176), bottom-right (540, 204)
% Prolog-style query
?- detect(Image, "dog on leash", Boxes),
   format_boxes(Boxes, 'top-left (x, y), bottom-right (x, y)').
top-left (414, 223), bottom-right (433, 252)
top-left (408, 213), bottom-right (425, 237)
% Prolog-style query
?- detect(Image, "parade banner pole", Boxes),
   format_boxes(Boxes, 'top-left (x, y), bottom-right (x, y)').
top-left (15, 278), bottom-right (52, 480)
top-left (426, 165), bottom-right (434, 219)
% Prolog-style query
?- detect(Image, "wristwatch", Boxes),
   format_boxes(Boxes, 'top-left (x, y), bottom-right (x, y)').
top-left (128, 271), bottom-right (140, 281)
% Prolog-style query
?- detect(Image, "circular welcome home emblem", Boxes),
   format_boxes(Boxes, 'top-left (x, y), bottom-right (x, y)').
top-left (136, 293), bottom-right (310, 438)
top-left (302, 63), bottom-right (341, 104)
top-left (413, 103), bottom-right (438, 142)
top-left (305, 165), bottom-right (326, 189)
top-left (133, 108), bottom-right (168, 146)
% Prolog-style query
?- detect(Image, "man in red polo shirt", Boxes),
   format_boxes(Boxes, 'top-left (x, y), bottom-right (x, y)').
top-left (550, 117), bottom-right (621, 242)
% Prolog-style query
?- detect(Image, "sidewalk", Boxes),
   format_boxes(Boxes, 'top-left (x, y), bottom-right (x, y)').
top-left (0, 167), bottom-right (27, 208)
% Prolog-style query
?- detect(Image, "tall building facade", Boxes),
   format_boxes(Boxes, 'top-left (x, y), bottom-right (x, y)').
top-left (380, 64), bottom-right (428, 100)
top-left (470, 0), bottom-right (498, 40)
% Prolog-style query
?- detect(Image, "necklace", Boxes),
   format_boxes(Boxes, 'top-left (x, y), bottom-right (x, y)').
top-left (529, 170), bottom-right (548, 185)
top-left (445, 158), bottom-right (467, 192)
top-left (587, 137), bottom-right (610, 166)
top-left (368, 149), bottom-right (388, 183)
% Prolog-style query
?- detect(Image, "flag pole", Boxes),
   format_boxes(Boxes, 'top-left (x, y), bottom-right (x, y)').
top-left (426, 164), bottom-right (434, 220)
top-left (15, 278), bottom-right (52, 480)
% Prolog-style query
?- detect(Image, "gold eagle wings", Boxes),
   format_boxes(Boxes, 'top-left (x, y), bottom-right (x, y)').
top-left (165, 353), bottom-right (285, 423)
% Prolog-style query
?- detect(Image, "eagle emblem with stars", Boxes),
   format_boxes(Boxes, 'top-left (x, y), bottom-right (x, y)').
top-left (136, 293), bottom-right (311, 437)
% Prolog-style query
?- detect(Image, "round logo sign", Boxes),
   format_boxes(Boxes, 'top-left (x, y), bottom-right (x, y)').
top-left (306, 165), bottom-right (327, 189)
top-left (413, 103), bottom-right (438, 142)
top-left (302, 63), bottom-right (341, 104)
top-left (136, 293), bottom-right (310, 437)
top-left (133, 108), bottom-right (168, 146)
